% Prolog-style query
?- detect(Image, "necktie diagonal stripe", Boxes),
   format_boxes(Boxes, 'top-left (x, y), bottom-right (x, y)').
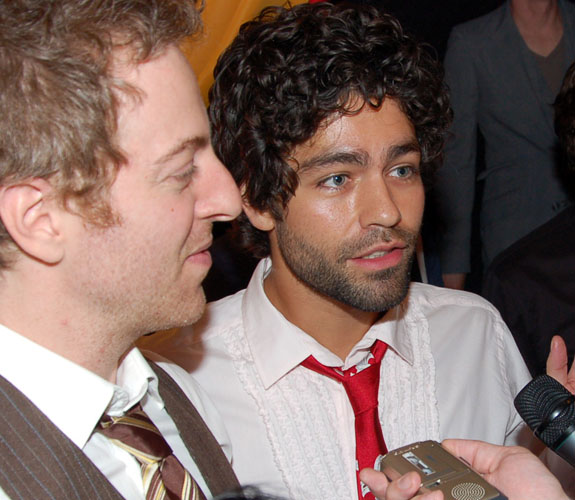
top-left (97, 403), bottom-right (204, 500)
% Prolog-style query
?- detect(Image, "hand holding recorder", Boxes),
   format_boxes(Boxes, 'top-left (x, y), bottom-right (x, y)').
top-left (360, 439), bottom-right (568, 500)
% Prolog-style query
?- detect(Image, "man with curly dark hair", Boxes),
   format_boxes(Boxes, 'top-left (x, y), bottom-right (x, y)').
top-left (152, 3), bottom-right (534, 499)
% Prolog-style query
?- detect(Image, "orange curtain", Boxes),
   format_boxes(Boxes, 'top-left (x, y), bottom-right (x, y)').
top-left (184, 0), bottom-right (308, 104)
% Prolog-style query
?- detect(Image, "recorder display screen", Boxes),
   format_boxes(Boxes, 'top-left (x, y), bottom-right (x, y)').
top-left (402, 452), bottom-right (435, 476)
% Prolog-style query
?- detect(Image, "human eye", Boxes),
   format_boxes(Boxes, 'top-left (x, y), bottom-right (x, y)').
top-left (319, 173), bottom-right (349, 189)
top-left (389, 164), bottom-right (419, 179)
top-left (172, 164), bottom-right (197, 184)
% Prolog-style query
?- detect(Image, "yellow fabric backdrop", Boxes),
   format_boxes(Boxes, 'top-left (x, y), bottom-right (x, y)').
top-left (184, 0), bottom-right (307, 104)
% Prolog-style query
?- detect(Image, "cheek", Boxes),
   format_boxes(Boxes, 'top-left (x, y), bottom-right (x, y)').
top-left (158, 197), bottom-right (196, 231)
top-left (285, 196), bottom-right (351, 236)
top-left (398, 186), bottom-right (425, 228)
top-left (118, 205), bottom-right (191, 257)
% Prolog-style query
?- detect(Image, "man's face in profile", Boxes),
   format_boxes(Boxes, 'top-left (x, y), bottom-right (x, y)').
top-left (67, 46), bottom-right (241, 334)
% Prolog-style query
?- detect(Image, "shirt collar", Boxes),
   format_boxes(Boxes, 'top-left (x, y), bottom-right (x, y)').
top-left (111, 347), bottom-right (161, 415)
top-left (242, 258), bottom-right (418, 389)
top-left (0, 325), bottom-right (158, 449)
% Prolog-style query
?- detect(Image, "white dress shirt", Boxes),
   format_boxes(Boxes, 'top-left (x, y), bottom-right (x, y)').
top-left (147, 258), bottom-right (534, 500)
top-left (0, 324), bottom-right (231, 500)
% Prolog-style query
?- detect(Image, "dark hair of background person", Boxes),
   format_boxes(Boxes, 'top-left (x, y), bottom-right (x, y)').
top-left (209, 1), bottom-right (452, 259)
top-left (0, 0), bottom-right (201, 269)
top-left (555, 61), bottom-right (575, 168)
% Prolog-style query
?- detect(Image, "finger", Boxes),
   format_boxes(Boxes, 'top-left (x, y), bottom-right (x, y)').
top-left (442, 439), bottom-right (523, 474)
top-left (361, 469), bottom-right (442, 500)
top-left (546, 336), bottom-right (573, 391)
top-left (441, 439), bottom-right (509, 473)
top-left (383, 471), bottom-right (421, 500)
top-left (359, 468), bottom-right (391, 498)
top-left (567, 346), bottom-right (575, 394)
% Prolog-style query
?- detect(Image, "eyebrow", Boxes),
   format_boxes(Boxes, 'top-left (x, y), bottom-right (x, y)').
top-left (297, 150), bottom-right (369, 174)
top-left (297, 139), bottom-right (421, 174)
top-left (385, 140), bottom-right (421, 162)
top-left (153, 136), bottom-right (209, 166)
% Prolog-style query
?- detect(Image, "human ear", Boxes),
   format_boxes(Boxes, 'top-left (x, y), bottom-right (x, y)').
top-left (0, 179), bottom-right (65, 264)
top-left (242, 200), bottom-right (276, 232)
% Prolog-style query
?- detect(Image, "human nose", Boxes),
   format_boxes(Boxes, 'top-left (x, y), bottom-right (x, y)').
top-left (197, 152), bottom-right (242, 222)
top-left (357, 178), bottom-right (401, 229)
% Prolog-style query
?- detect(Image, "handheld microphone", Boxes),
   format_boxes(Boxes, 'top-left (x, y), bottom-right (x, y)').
top-left (514, 374), bottom-right (575, 467)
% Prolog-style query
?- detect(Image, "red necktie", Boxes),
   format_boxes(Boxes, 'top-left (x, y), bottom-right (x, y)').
top-left (301, 341), bottom-right (388, 500)
top-left (98, 403), bottom-right (205, 500)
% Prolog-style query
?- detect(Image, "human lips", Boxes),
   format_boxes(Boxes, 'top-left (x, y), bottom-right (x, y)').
top-left (193, 239), bottom-right (213, 255)
top-left (354, 241), bottom-right (406, 258)
top-left (186, 239), bottom-right (213, 267)
top-left (348, 242), bottom-right (406, 269)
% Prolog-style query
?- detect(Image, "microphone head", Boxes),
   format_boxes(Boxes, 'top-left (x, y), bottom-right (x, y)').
top-left (514, 375), bottom-right (575, 447)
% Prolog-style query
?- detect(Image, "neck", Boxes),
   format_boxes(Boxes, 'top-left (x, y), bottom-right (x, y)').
top-left (0, 268), bottom-right (134, 382)
top-left (512, 0), bottom-right (559, 18)
top-left (263, 263), bottom-right (381, 360)
top-left (511, 0), bottom-right (563, 55)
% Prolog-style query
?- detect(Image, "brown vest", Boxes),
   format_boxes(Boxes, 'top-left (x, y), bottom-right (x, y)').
top-left (0, 362), bottom-right (239, 499)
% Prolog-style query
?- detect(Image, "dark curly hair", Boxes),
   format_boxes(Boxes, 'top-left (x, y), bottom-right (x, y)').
top-left (209, 2), bottom-right (452, 258)
top-left (555, 61), bottom-right (575, 168)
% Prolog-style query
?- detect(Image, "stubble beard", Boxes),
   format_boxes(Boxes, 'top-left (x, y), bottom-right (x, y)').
top-left (275, 224), bottom-right (418, 312)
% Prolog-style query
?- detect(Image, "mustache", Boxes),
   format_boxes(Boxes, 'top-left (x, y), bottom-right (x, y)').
top-left (337, 227), bottom-right (418, 261)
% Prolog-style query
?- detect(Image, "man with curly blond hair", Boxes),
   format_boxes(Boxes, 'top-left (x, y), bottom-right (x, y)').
top-left (0, 1), bottom-right (241, 498)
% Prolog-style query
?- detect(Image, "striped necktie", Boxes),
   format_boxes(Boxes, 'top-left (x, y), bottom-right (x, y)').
top-left (98, 403), bottom-right (205, 500)
top-left (301, 340), bottom-right (388, 500)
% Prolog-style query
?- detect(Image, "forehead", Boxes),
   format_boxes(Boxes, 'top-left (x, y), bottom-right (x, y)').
top-left (291, 98), bottom-right (417, 167)
top-left (113, 45), bottom-right (209, 171)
